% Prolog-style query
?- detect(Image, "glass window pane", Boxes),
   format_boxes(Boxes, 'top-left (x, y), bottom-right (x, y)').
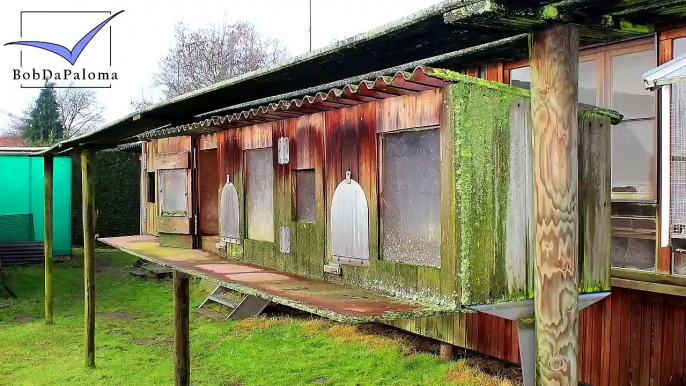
top-left (674, 37), bottom-right (686, 58)
top-left (611, 119), bottom-right (656, 198)
top-left (159, 169), bottom-right (187, 216)
top-left (611, 236), bottom-right (655, 271)
top-left (611, 49), bottom-right (656, 120)
top-left (509, 66), bottom-right (530, 90)
top-left (382, 129), bottom-right (441, 267)
top-left (295, 169), bottom-right (316, 223)
top-left (246, 148), bottom-right (274, 242)
top-left (675, 252), bottom-right (686, 275)
top-left (510, 62), bottom-right (596, 105)
top-left (579, 60), bottom-right (597, 106)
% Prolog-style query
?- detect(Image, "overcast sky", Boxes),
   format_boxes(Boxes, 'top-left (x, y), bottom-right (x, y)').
top-left (0, 0), bottom-right (443, 132)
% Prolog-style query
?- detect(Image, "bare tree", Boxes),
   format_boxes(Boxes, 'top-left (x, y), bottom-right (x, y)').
top-left (152, 19), bottom-right (290, 100)
top-left (56, 85), bottom-right (105, 138)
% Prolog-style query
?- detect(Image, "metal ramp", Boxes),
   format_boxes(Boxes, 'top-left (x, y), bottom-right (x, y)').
top-left (198, 285), bottom-right (270, 320)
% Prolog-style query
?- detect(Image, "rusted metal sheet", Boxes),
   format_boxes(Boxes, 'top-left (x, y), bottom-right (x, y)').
top-left (331, 174), bottom-right (370, 263)
top-left (99, 235), bottom-right (454, 322)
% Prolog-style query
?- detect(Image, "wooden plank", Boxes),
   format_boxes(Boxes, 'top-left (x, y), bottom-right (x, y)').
top-left (199, 133), bottom-right (217, 150)
top-left (173, 272), bottom-right (190, 386)
top-left (661, 296), bottom-right (675, 386)
top-left (610, 290), bottom-right (621, 386)
top-left (155, 151), bottom-right (190, 170)
top-left (160, 234), bottom-right (193, 249)
top-left (241, 122), bottom-right (274, 150)
top-left (673, 297), bottom-right (686, 384)
top-left (629, 290), bottom-right (643, 386)
top-left (376, 88), bottom-right (441, 133)
top-left (640, 291), bottom-right (653, 386)
top-left (158, 217), bottom-right (193, 234)
top-left (530, 25), bottom-right (580, 385)
top-left (612, 278), bottom-right (686, 297)
top-left (198, 149), bottom-right (219, 236)
top-left (438, 88), bottom-right (458, 303)
top-left (619, 289), bottom-right (632, 386)
top-left (650, 295), bottom-right (664, 386)
top-left (81, 149), bottom-right (96, 368)
top-left (43, 155), bottom-right (53, 324)
top-left (579, 115), bottom-right (612, 291)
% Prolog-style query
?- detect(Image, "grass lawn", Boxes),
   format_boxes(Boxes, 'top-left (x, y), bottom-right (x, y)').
top-left (0, 247), bottom-right (516, 386)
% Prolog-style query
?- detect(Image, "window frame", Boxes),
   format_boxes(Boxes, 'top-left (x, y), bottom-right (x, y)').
top-left (378, 125), bottom-right (442, 268)
top-left (243, 147), bottom-right (275, 243)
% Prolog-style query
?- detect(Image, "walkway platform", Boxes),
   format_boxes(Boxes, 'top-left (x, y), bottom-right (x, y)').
top-left (99, 235), bottom-right (455, 323)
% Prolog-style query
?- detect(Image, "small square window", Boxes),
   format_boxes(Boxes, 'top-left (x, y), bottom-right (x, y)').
top-left (295, 169), bottom-right (316, 223)
top-left (159, 169), bottom-right (187, 216)
top-left (147, 172), bottom-right (155, 203)
top-left (611, 236), bottom-right (655, 271)
top-left (381, 128), bottom-right (441, 267)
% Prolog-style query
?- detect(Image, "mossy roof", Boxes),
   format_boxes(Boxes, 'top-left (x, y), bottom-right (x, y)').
top-left (39, 0), bottom-right (674, 154)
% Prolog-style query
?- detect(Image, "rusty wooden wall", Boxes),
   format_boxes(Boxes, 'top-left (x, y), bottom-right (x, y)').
top-left (390, 287), bottom-right (686, 386)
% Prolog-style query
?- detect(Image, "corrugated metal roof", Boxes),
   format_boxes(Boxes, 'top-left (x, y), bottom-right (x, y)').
top-left (38, 0), bottom-right (685, 155)
top-left (644, 53), bottom-right (686, 90)
top-left (138, 66), bottom-right (451, 139)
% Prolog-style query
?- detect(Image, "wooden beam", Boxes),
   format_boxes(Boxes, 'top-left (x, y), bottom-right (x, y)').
top-left (174, 271), bottom-right (190, 386)
top-left (81, 149), bottom-right (96, 368)
top-left (439, 343), bottom-right (455, 360)
top-left (529, 25), bottom-right (580, 386)
top-left (43, 156), bottom-right (53, 325)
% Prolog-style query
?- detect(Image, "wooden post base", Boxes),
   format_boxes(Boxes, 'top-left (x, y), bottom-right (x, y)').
top-left (439, 343), bottom-right (454, 361)
top-left (174, 272), bottom-right (190, 386)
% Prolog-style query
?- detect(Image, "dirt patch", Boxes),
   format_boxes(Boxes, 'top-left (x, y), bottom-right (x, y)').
top-left (445, 358), bottom-right (520, 386)
top-left (313, 377), bottom-right (328, 384)
top-left (14, 312), bottom-right (36, 324)
top-left (234, 317), bottom-right (292, 333)
top-left (130, 338), bottom-right (172, 346)
top-left (97, 312), bottom-right (132, 319)
top-left (108, 330), bottom-right (126, 335)
top-left (194, 308), bottom-right (226, 321)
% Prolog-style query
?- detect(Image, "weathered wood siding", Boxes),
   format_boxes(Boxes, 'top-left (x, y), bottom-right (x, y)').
top-left (579, 113), bottom-right (612, 292)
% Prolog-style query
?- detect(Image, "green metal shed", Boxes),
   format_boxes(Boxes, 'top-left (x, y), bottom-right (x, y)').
top-left (0, 151), bottom-right (71, 256)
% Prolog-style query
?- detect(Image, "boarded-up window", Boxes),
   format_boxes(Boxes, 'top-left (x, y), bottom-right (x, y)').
top-left (331, 175), bottom-right (369, 263)
top-left (382, 129), bottom-right (440, 267)
top-left (611, 236), bottom-right (655, 271)
top-left (159, 169), bottom-right (187, 216)
top-left (246, 148), bottom-right (274, 242)
top-left (220, 180), bottom-right (240, 242)
top-left (295, 169), bottom-right (316, 223)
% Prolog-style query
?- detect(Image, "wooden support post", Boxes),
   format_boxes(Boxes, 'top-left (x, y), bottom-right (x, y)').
top-left (43, 156), bottom-right (54, 324)
top-left (81, 149), bottom-right (96, 368)
top-left (439, 342), bottom-right (454, 361)
top-left (174, 271), bottom-right (190, 386)
top-left (529, 25), bottom-right (580, 386)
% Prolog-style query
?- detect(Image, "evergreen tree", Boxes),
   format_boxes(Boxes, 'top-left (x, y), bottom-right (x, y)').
top-left (22, 82), bottom-right (65, 145)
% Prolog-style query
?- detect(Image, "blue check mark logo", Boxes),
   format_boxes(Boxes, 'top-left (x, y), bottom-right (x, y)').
top-left (5, 10), bottom-right (124, 65)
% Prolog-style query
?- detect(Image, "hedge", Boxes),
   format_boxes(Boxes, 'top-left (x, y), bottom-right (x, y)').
top-left (72, 149), bottom-right (140, 245)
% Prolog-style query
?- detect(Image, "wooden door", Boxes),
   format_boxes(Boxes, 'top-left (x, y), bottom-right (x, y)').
top-left (156, 137), bottom-right (194, 248)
